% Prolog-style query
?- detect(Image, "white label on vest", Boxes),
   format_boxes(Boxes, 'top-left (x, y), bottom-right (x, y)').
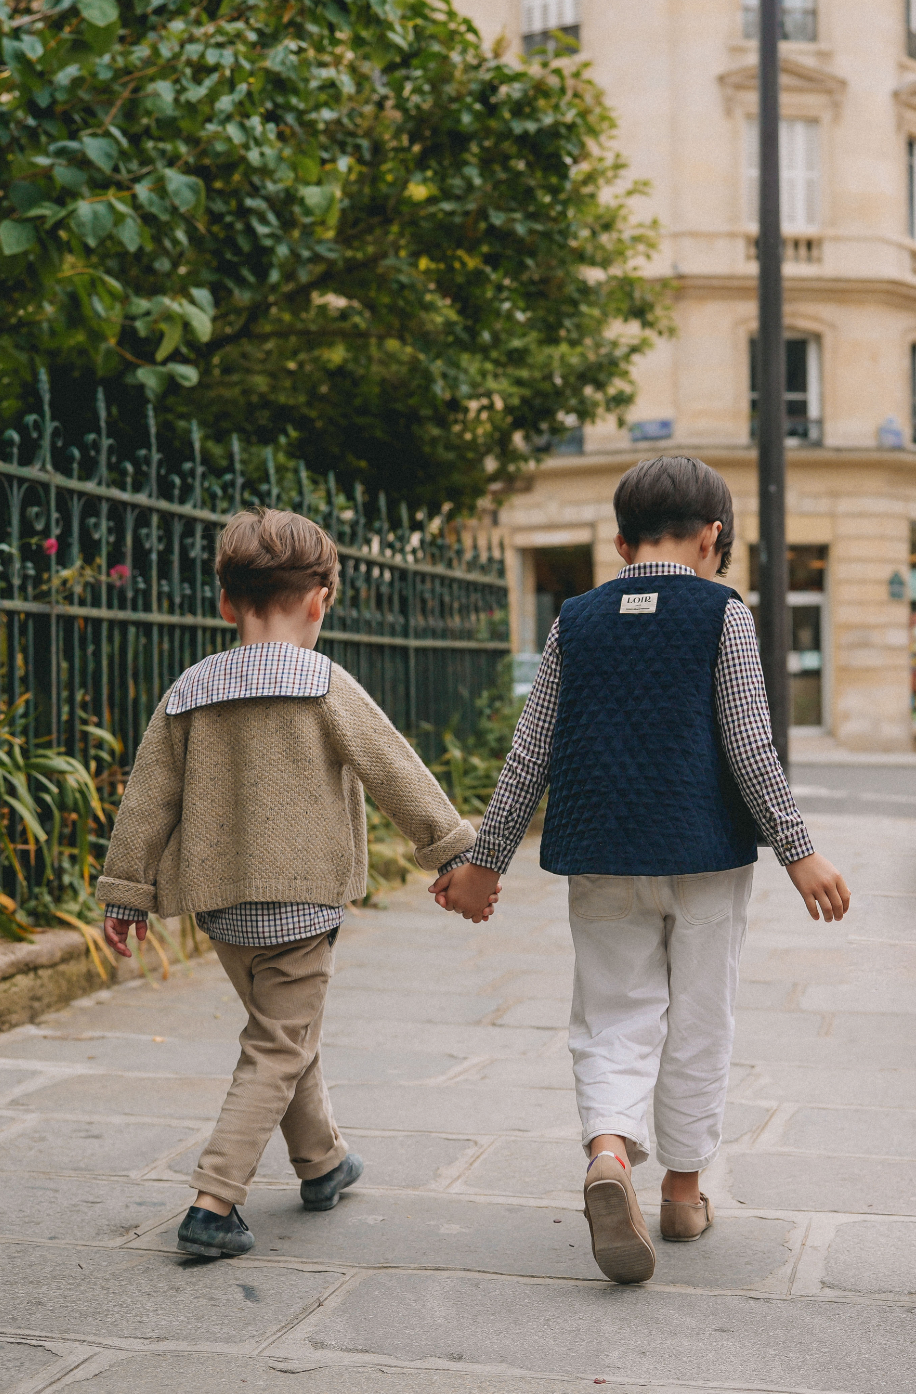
top-left (620, 591), bottom-right (658, 614)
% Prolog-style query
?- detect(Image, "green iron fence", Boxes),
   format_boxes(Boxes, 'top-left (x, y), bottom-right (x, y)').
top-left (0, 373), bottom-right (510, 790)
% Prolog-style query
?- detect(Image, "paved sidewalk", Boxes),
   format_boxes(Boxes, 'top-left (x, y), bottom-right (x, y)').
top-left (1, 817), bottom-right (914, 1394)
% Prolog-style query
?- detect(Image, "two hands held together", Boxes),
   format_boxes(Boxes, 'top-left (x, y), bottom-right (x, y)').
top-left (428, 863), bottom-right (502, 923)
top-left (429, 850), bottom-right (851, 927)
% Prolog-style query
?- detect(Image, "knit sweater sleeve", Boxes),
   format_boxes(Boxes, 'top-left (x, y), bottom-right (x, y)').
top-left (321, 665), bottom-right (475, 872)
top-left (96, 694), bottom-right (189, 912)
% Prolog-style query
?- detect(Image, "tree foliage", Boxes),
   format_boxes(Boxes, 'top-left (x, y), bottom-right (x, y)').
top-left (0, 0), bottom-right (668, 510)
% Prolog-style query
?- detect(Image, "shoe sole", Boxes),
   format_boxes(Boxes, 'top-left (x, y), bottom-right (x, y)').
top-left (660, 1225), bottom-right (712, 1243)
top-left (300, 1192), bottom-right (341, 1212)
top-left (177, 1239), bottom-right (228, 1258)
top-left (585, 1179), bottom-right (656, 1284)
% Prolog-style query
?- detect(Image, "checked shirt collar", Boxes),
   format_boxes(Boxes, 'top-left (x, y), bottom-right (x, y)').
top-left (166, 642), bottom-right (331, 714)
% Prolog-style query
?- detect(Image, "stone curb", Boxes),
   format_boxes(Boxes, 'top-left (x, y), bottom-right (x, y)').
top-left (0, 921), bottom-right (198, 1033)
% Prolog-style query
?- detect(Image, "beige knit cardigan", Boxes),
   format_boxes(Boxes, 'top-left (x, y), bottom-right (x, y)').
top-left (97, 662), bottom-right (475, 917)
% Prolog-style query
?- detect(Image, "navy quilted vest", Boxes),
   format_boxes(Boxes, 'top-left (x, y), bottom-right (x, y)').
top-left (539, 573), bottom-right (758, 877)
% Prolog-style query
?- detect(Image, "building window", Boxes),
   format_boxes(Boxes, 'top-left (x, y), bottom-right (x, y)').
top-left (908, 1), bottom-right (916, 60)
top-left (522, 0), bottom-right (580, 55)
top-left (742, 1), bottom-right (817, 42)
top-left (745, 118), bottom-right (820, 230)
top-left (748, 544), bottom-right (828, 728)
top-left (750, 335), bottom-right (823, 444)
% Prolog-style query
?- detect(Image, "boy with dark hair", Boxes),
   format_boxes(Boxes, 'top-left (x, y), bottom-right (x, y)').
top-left (99, 507), bottom-right (485, 1258)
top-left (432, 455), bottom-right (848, 1285)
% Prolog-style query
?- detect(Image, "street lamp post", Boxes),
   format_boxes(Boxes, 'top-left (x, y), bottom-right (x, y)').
top-left (757, 0), bottom-right (790, 769)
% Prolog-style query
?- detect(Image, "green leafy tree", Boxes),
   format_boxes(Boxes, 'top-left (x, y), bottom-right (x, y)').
top-left (0, 0), bottom-right (668, 510)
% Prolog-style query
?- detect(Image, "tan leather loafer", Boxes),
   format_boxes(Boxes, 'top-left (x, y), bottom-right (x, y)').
top-left (584, 1151), bottom-right (656, 1284)
top-left (660, 1193), bottom-right (714, 1242)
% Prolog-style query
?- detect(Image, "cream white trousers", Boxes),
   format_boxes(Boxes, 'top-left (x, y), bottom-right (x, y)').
top-left (567, 865), bottom-right (754, 1172)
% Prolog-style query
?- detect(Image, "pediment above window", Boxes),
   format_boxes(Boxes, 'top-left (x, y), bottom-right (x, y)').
top-left (719, 57), bottom-right (846, 116)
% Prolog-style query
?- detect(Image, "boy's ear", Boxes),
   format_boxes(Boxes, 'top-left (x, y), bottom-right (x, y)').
top-left (219, 590), bottom-right (237, 625)
top-left (309, 586), bottom-right (330, 622)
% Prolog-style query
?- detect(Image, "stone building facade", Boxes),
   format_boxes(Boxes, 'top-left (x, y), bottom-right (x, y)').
top-left (457, 0), bottom-right (916, 750)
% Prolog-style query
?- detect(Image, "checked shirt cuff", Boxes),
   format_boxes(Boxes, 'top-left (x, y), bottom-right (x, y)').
top-left (104, 904), bottom-right (149, 922)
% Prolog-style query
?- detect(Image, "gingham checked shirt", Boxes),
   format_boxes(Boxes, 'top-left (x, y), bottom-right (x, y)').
top-left (469, 562), bottom-right (814, 875)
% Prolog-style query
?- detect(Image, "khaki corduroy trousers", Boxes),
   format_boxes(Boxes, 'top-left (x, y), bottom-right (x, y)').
top-left (192, 932), bottom-right (348, 1205)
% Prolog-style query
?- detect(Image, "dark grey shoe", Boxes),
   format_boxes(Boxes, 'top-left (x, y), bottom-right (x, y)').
top-left (177, 1204), bottom-right (254, 1257)
top-left (300, 1152), bottom-right (364, 1211)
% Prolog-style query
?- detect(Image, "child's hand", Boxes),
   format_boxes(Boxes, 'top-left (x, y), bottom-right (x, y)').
top-left (785, 853), bottom-right (850, 922)
top-left (103, 914), bottom-right (147, 959)
top-left (428, 864), bottom-right (501, 924)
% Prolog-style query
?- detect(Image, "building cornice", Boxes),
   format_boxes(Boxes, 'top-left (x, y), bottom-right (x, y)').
top-left (663, 273), bottom-right (916, 310)
top-left (497, 446), bottom-right (916, 486)
top-left (719, 55), bottom-right (847, 115)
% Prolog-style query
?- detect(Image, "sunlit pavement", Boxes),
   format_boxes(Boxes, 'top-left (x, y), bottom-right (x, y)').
top-left (0, 817), bottom-right (914, 1394)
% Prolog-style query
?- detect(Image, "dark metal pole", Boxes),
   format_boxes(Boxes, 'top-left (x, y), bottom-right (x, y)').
top-left (757, 0), bottom-right (790, 768)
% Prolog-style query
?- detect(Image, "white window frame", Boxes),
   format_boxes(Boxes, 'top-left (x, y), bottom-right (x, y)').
top-left (745, 118), bottom-right (821, 231)
top-left (522, 1), bottom-right (581, 36)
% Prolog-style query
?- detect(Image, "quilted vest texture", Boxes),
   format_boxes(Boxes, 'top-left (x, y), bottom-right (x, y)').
top-left (539, 573), bottom-right (759, 877)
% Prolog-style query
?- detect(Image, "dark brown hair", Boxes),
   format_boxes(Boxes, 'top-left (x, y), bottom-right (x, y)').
top-left (215, 508), bottom-right (339, 617)
top-left (613, 455), bottom-right (735, 575)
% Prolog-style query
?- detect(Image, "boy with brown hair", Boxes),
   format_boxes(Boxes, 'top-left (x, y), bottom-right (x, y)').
top-left (99, 507), bottom-right (485, 1258)
top-left (432, 455), bottom-right (849, 1285)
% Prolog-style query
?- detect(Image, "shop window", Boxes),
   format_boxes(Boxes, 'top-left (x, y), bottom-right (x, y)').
top-left (533, 545), bottom-right (593, 649)
top-left (908, 1), bottom-right (916, 60)
top-left (745, 118), bottom-right (821, 230)
top-left (522, 0), bottom-right (580, 54)
top-left (750, 335), bottom-right (823, 444)
top-left (742, 1), bottom-right (817, 42)
top-left (748, 544), bottom-right (828, 728)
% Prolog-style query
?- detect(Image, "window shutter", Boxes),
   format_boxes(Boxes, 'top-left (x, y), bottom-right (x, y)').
top-left (521, 0), bottom-right (580, 35)
top-left (744, 118), bottom-right (820, 231)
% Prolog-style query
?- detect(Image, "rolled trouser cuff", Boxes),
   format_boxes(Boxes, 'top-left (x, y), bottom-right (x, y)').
top-left (580, 1118), bottom-right (650, 1166)
top-left (292, 1136), bottom-right (349, 1181)
top-left (655, 1143), bottom-right (720, 1172)
top-left (190, 1167), bottom-right (249, 1207)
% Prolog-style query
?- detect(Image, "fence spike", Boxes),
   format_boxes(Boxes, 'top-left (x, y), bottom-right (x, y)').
top-left (144, 402), bottom-right (160, 500)
top-left (378, 491), bottom-right (389, 555)
top-left (326, 471), bottom-right (337, 537)
top-left (298, 462), bottom-right (311, 518)
top-left (354, 481), bottom-right (366, 549)
top-left (191, 421), bottom-right (202, 509)
top-left (231, 435), bottom-right (242, 512)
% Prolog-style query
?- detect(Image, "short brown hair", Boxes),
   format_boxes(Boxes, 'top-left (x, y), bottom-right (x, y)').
top-left (613, 455), bottom-right (735, 575)
top-left (215, 508), bottom-right (339, 617)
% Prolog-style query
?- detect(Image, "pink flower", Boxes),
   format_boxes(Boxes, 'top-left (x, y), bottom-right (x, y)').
top-left (109, 563), bottom-right (130, 587)
top-left (43, 537), bottom-right (58, 555)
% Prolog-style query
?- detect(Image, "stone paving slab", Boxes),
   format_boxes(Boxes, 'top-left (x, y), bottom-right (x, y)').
top-left (1, 1244), bottom-right (339, 1346)
top-left (45, 1350), bottom-right (690, 1394)
top-left (778, 1104), bottom-right (916, 1157)
top-left (0, 1114), bottom-right (200, 1176)
top-left (741, 1065), bottom-right (916, 1109)
top-left (282, 1270), bottom-right (916, 1392)
top-left (727, 1152), bottom-right (916, 1214)
top-left (134, 1186), bottom-right (796, 1293)
top-left (166, 1126), bottom-right (478, 1190)
top-left (0, 1338), bottom-right (59, 1391)
top-left (327, 988), bottom-right (502, 1026)
top-left (823, 1218), bottom-right (916, 1295)
top-left (0, 1030), bottom-right (240, 1076)
top-left (0, 1175), bottom-right (187, 1244)
top-left (7, 1072), bottom-right (232, 1120)
top-left (329, 1082), bottom-right (580, 1136)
